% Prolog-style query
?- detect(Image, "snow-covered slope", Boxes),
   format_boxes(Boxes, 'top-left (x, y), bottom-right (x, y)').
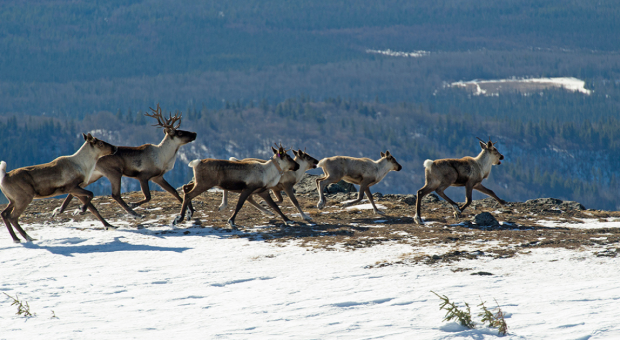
top-left (2, 217), bottom-right (620, 339)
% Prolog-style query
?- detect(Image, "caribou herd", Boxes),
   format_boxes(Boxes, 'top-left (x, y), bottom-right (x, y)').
top-left (0, 105), bottom-right (506, 243)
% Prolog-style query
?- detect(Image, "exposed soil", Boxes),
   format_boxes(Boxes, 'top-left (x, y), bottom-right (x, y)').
top-left (5, 179), bottom-right (620, 267)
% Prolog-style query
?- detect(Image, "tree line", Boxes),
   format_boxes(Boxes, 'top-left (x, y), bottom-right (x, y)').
top-left (2, 95), bottom-right (619, 210)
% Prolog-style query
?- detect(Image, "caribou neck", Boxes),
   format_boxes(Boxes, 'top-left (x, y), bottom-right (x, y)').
top-left (474, 149), bottom-right (494, 178)
top-left (157, 134), bottom-right (182, 160)
top-left (374, 158), bottom-right (392, 182)
top-left (262, 158), bottom-right (284, 187)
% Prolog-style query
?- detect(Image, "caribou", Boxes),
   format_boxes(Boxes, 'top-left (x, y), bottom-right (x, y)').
top-left (1, 133), bottom-right (117, 243)
top-left (413, 138), bottom-right (507, 225)
top-left (173, 145), bottom-right (300, 228)
top-left (218, 149), bottom-right (319, 221)
top-left (53, 104), bottom-right (197, 218)
top-left (316, 151), bottom-right (402, 215)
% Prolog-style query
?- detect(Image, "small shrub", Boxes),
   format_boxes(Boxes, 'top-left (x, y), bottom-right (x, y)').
top-left (3, 292), bottom-right (36, 317)
top-left (431, 291), bottom-right (475, 329)
top-left (478, 298), bottom-right (508, 335)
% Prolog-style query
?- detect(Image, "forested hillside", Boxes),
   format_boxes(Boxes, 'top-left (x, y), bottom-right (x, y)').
top-left (2, 95), bottom-right (619, 210)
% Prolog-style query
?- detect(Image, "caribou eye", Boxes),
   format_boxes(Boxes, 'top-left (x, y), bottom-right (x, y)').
top-left (178, 131), bottom-right (183, 136)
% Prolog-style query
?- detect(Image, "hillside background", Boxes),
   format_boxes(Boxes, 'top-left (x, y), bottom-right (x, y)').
top-left (1, 0), bottom-right (620, 209)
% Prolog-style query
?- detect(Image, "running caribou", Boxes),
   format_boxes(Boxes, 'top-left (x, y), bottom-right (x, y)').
top-left (218, 149), bottom-right (319, 221)
top-left (173, 144), bottom-right (300, 228)
top-left (413, 138), bottom-right (507, 225)
top-left (53, 104), bottom-right (197, 218)
top-left (316, 151), bottom-right (402, 215)
top-left (1, 133), bottom-right (117, 243)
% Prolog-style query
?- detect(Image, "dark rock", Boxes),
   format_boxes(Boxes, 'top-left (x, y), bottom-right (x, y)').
top-left (560, 201), bottom-right (586, 211)
top-left (525, 198), bottom-right (563, 206)
top-left (326, 180), bottom-right (357, 194)
top-left (422, 193), bottom-right (440, 203)
top-left (294, 174), bottom-right (357, 195)
top-left (472, 212), bottom-right (500, 227)
top-left (471, 271), bottom-right (493, 276)
top-left (402, 194), bottom-right (416, 206)
top-left (293, 174), bottom-right (320, 194)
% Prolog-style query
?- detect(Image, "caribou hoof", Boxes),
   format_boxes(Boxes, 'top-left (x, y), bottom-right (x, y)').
top-left (104, 225), bottom-right (118, 231)
top-left (374, 210), bottom-right (386, 215)
top-left (186, 210), bottom-right (193, 220)
top-left (317, 200), bottom-right (326, 210)
top-left (261, 210), bottom-right (275, 216)
top-left (72, 208), bottom-right (85, 216)
top-left (218, 204), bottom-right (227, 211)
top-left (413, 215), bottom-right (424, 225)
top-left (13, 239), bottom-right (21, 244)
top-left (453, 211), bottom-right (462, 219)
top-left (51, 207), bottom-right (62, 217)
top-left (301, 214), bottom-right (313, 221)
top-left (172, 215), bottom-right (183, 225)
top-left (284, 220), bottom-right (295, 226)
top-left (226, 220), bottom-right (238, 229)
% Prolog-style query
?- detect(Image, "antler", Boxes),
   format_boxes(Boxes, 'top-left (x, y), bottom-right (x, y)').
top-left (273, 142), bottom-right (292, 153)
top-left (476, 136), bottom-right (486, 144)
top-left (144, 104), bottom-right (182, 129)
top-left (145, 104), bottom-right (166, 127)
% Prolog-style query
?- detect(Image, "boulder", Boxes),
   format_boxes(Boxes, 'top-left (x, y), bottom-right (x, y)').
top-left (525, 198), bottom-right (563, 206)
top-left (559, 201), bottom-right (586, 211)
top-left (294, 174), bottom-right (357, 195)
top-left (472, 212), bottom-right (500, 227)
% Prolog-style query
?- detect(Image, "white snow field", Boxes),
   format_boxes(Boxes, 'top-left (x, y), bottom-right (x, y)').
top-left (2, 216), bottom-right (620, 339)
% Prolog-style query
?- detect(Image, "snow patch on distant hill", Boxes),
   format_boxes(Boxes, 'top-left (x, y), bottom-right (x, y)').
top-left (450, 77), bottom-right (591, 95)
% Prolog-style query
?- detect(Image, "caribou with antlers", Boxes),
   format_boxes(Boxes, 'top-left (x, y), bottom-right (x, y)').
top-left (1, 133), bottom-right (117, 243)
top-left (413, 138), bottom-right (507, 225)
top-left (173, 144), bottom-right (300, 228)
top-left (53, 104), bottom-right (197, 218)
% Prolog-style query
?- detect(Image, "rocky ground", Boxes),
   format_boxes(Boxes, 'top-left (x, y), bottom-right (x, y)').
top-left (6, 175), bottom-right (620, 268)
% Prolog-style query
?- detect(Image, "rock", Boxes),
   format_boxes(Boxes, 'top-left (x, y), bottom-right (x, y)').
top-left (471, 271), bottom-right (493, 276)
top-left (294, 174), bottom-right (357, 195)
top-left (472, 212), bottom-right (500, 227)
top-left (525, 198), bottom-right (563, 206)
top-left (326, 180), bottom-right (357, 194)
top-left (293, 174), bottom-right (320, 194)
top-left (402, 194), bottom-right (416, 206)
top-left (560, 201), bottom-right (586, 211)
top-left (422, 193), bottom-right (440, 203)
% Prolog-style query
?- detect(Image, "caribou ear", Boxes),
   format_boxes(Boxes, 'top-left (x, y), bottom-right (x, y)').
top-left (298, 149), bottom-right (303, 156)
top-left (385, 150), bottom-right (391, 156)
top-left (380, 151), bottom-right (385, 158)
top-left (292, 150), bottom-right (299, 157)
top-left (487, 141), bottom-right (494, 147)
top-left (479, 141), bottom-right (487, 149)
top-left (83, 133), bottom-right (88, 141)
top-left (271, 146), bottom-right (278, 154)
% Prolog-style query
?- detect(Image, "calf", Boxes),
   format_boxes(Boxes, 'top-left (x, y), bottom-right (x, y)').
top-left (218, 149), bottom-right (319, 221)
top-left (1, 133), bottom-right (117, 243)
top-left (316, 151), bottom-right (402, 215)
top-left (173, 145), bottom-right (300, 228)
top-left (414, 138), bottom-right (506, 225)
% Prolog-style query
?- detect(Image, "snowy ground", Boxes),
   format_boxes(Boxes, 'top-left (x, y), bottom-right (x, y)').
top-left (2, 214), bottom-right (620, 339)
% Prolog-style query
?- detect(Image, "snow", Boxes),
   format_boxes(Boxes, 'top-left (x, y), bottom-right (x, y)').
top-left (2, 218), bottom-right (620, 339)
top-left (344, 203), bottom-right (388, 211)
top-left (450, 77), bottom-right (592, 95)
top-left (537, 218), bottom-right (620, 229)
top-left (366, 49), bottom-right (430, 58)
